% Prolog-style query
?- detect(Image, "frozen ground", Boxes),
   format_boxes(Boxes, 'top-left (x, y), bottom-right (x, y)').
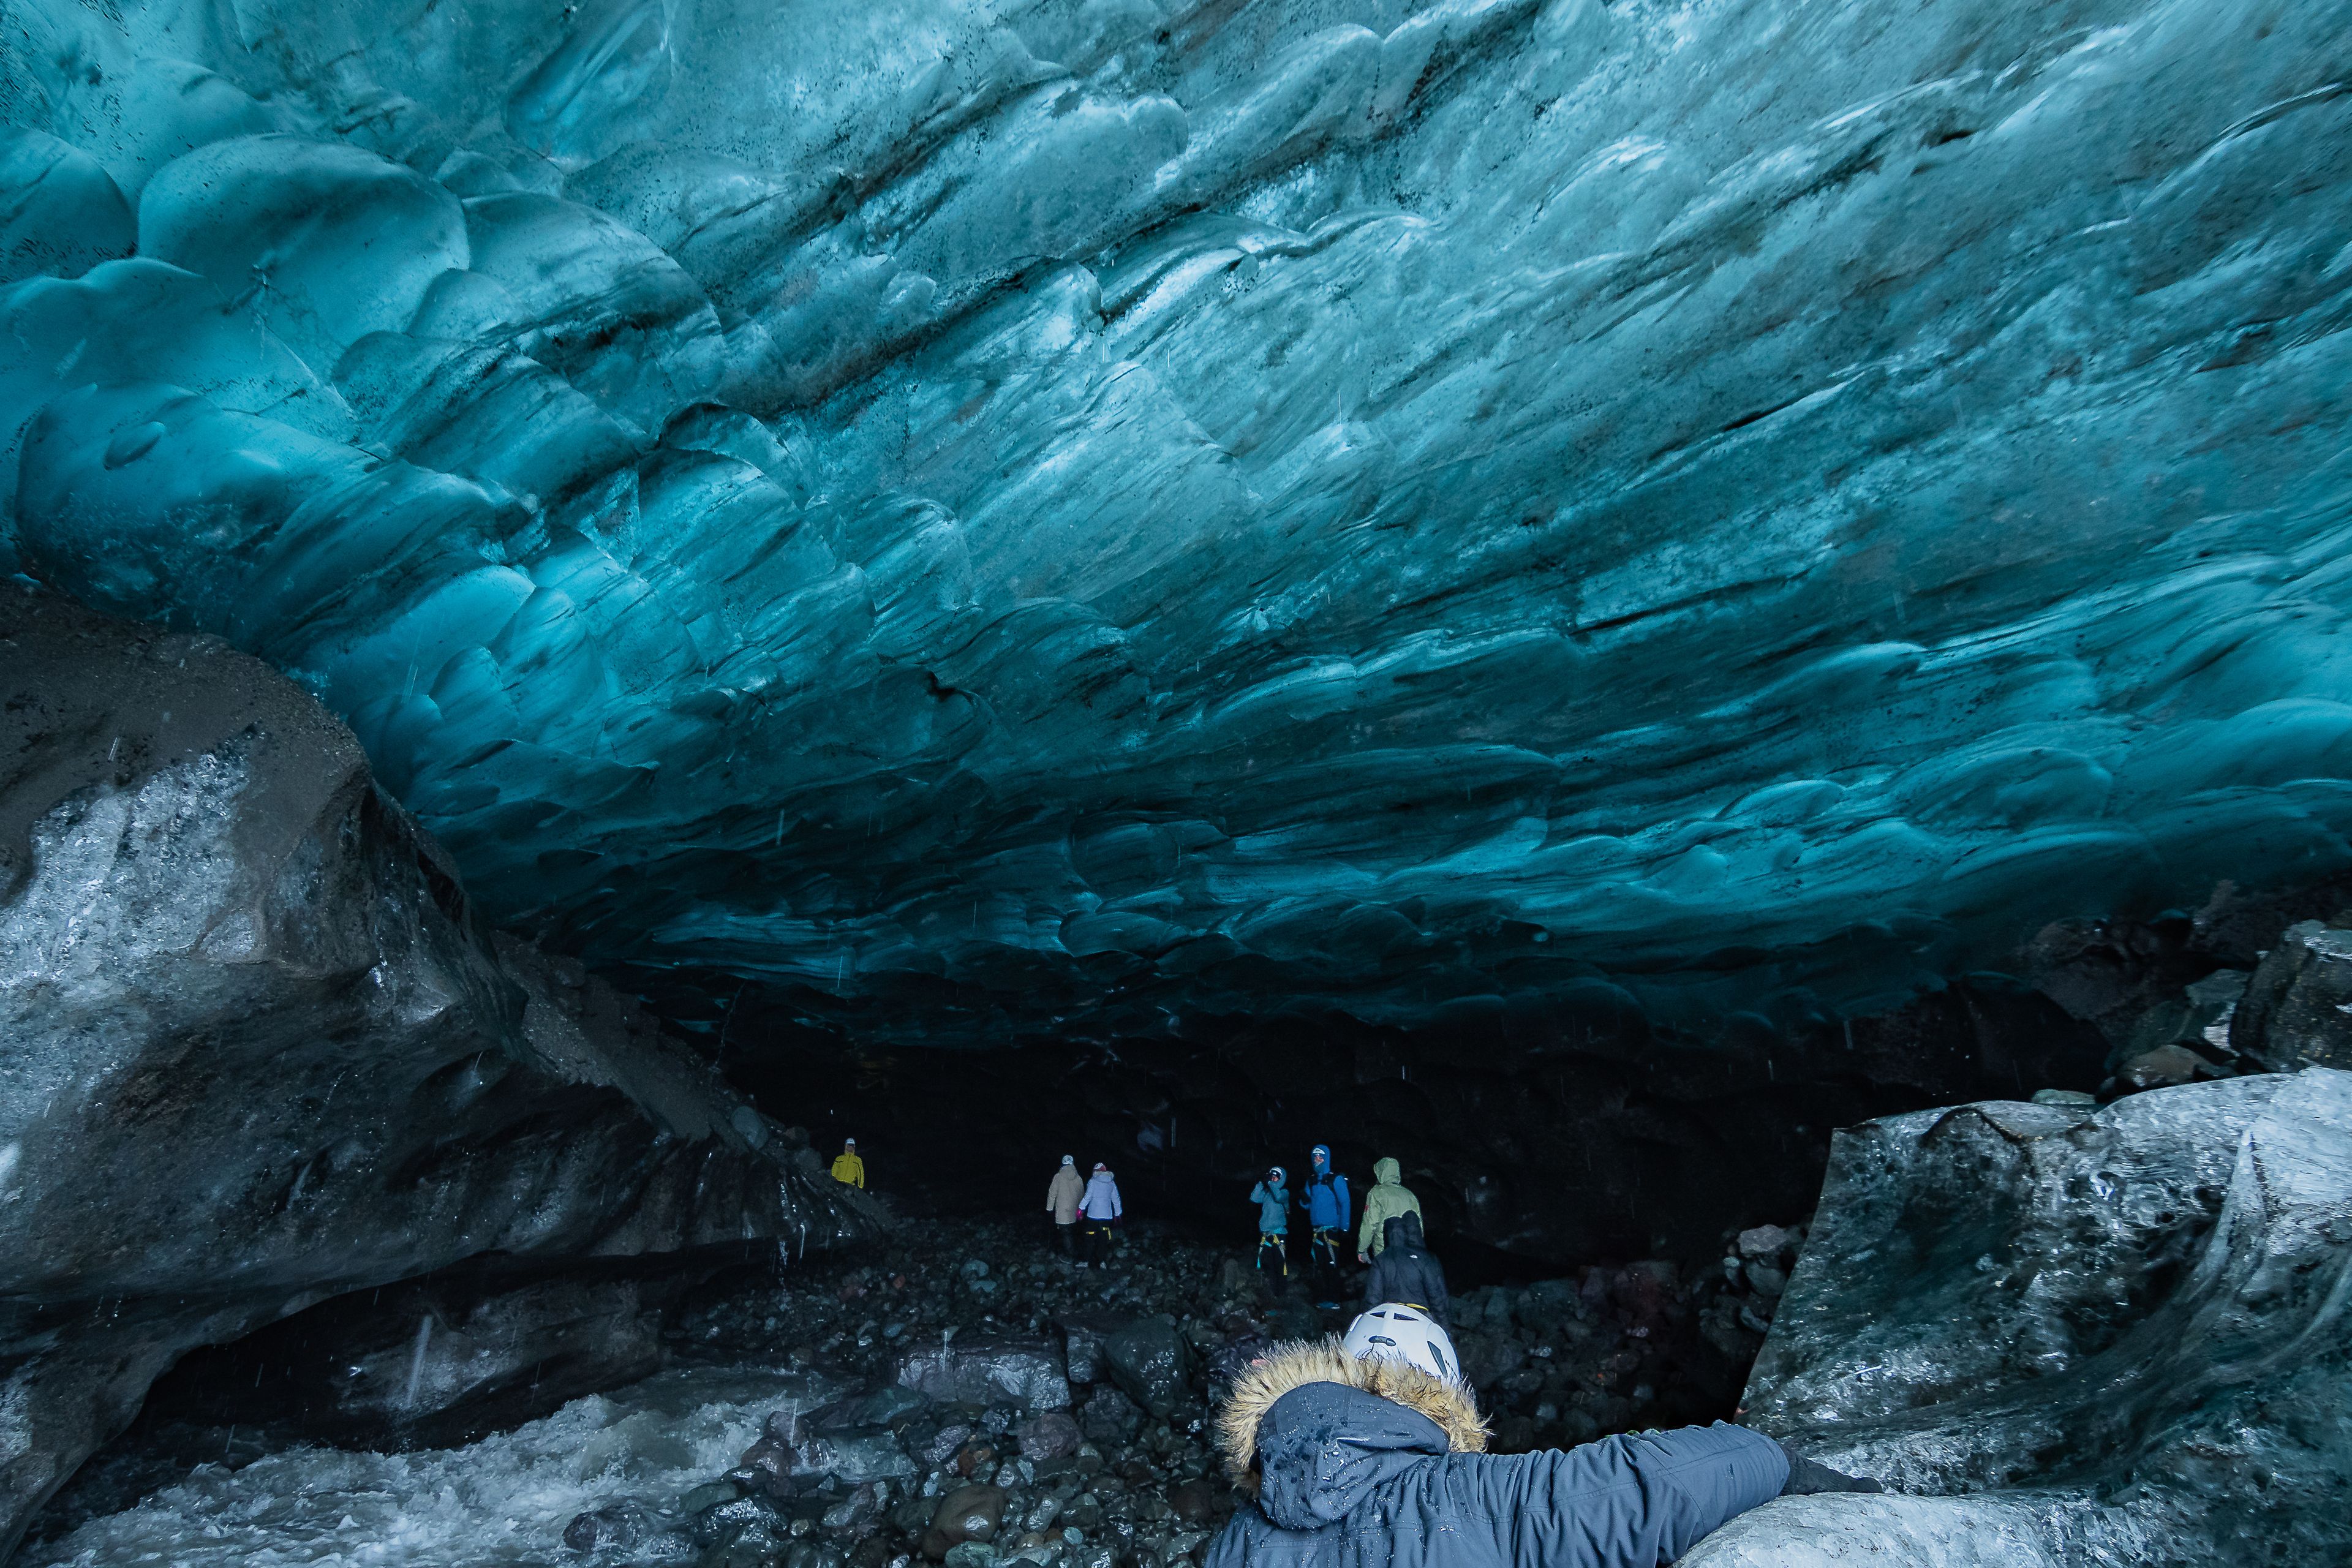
top-left (24, 1364), bottom-right (812, 1567)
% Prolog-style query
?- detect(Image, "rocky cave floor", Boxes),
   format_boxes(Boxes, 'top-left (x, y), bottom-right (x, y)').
top-left (24, 1212), bottom-right (1803, 1567)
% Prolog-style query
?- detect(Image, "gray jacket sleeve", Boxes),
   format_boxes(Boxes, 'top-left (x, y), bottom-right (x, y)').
top-left (1457, 1423), bottom-right (1789, 1568)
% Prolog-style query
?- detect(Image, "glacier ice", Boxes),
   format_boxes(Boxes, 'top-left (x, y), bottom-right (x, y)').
top-left (23, 1363), bottom-right (809, 1567)
top-left (1684, 1068), bottom-right (2352, 1566)
top-left (0, 592), bottom-right (876, 1555)
top-left (4, 0), bottom-right (2352, 1043)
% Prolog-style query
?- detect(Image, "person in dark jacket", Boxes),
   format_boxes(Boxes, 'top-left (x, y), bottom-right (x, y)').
top-left (1363, 1211), bottom-right (1448, 1327)
top-left (1206, 1314), bottom-right (1880, 1568)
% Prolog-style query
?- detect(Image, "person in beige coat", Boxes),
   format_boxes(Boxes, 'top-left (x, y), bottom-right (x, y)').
top-left (1046, 1154), bottom-right (1085, 1255)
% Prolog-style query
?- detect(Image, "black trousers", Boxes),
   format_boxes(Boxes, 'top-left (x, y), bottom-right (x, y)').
top-left (1306, 1227), bottom-right (1343, 1271)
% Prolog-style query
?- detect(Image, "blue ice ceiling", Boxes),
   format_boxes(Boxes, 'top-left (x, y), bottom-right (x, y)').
top-left (6, 0), bottom-right (2351, 1044)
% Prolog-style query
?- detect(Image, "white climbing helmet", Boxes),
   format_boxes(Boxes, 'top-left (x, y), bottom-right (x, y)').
top-left (1344, 1303), bottom-right (1462, 1383)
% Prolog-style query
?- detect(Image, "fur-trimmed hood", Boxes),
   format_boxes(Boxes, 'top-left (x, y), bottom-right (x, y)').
top-left (1215, 1339), bottom-right (1488, 1527)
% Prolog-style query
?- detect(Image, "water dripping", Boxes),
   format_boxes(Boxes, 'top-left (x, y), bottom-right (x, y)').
top-left (402, 1315), bottom-right (434, 1409)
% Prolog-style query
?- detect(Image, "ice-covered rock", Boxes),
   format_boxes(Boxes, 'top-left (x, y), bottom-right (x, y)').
top-left (1702, 1069), bottom-right (2352, 1564)
top-left (2230, 921), bottom-right (2352, 1072)
top-left (897, 1336), bottom-right (1073, 1411)
top-left (1, 0), bottom-right (2347, 1058)
top-left (28, 1362), bottom-right (801, 1567)
top-left (0, 592), bottom-right (875, 1556)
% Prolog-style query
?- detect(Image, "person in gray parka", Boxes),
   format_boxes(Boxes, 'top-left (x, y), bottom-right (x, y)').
top-left (1363, 1210), bottom-right (1449, 1327)
top-left (1207, 1308), bottom-right (1880, 1568)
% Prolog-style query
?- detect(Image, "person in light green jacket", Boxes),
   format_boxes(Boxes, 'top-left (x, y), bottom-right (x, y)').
top-left (1355, 1156), bottom-right (1423, 1262)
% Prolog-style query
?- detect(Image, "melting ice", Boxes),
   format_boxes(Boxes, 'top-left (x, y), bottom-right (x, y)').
top-left (26, 1365), bottom-right (817, 1567)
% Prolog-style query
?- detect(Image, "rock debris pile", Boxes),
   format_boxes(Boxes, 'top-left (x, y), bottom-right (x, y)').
top-left (563, 1215), bottom-right (1801, 1566)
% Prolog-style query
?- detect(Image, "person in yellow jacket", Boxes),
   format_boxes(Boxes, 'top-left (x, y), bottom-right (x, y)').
top-left (1356, 1156), bottom-right (1421, 1262)
top-left (831, 1137), bottom-right (865, 1188)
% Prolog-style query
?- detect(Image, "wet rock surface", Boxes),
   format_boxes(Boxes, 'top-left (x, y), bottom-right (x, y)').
top-left (0, 592), bottom-right (876, 1557)
top-left (533, 1212), bottom-right (1800, 1568)
top-left (2230, 920), bottom-right (2352, 1072)
top-left (1698, 1068), bottom-right (2352, 1566)
top-left (38, 1068), bottom-right (2343, 1565)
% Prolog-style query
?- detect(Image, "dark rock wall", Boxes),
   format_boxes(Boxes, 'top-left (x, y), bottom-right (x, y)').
top-left (728, 874), bottom-right (2352, 1270)
top-left (0, 589), bottom-right (876, 1558)
top-left (726, 977), bottom-right (2109, 1266)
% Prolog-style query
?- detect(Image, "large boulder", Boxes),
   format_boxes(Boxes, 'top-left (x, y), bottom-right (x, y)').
top-left (2229, 921), bottom-right (2352, 1071)
top-left (895, 1335), bottom-right (1071, 1411)
top-left (0, 591), bottom-right (879, 1556)
top-left (1054, 1311), bottom-right (1123, 1385)
top-left (1690, 1069), bottom-right (2352, 1565)
top-left (1101, 1316), bottom-right (1196, 1420)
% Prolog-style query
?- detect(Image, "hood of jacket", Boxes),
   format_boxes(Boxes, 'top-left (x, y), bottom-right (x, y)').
top-left (1372, 1157), bottom-right (1401, 1186)
top-left (1311, 1145), bottom-right (1331, 1171)
top-left (1214, 1339), bottom-right (1487, 1528)
top-left (1382, 1211), bottom-right (1425, 1250)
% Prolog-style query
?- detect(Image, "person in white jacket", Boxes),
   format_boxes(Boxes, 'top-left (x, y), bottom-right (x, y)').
top-left (1046, 1155), bottom-right (1086, 1255)
top-left (1078, 1162), bottom-right (1123, 1265)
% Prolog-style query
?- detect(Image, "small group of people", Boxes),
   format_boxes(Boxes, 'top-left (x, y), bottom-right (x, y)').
top-left (912, 1137), bottom-right (1880, 1564)
top-left (1001, 1140), bottom-right (1891, 1564)
top-left (1045, 1155), bottom-right (1125, 1264)
top-left (1248, 1145), bottom-right (1354, 1281)
top-left (1248, 1151), bottom-right (1447, 1322)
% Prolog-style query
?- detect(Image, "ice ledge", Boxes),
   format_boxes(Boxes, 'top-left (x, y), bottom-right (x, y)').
top-left (1711, 1069), bottom-right (2352, 1564)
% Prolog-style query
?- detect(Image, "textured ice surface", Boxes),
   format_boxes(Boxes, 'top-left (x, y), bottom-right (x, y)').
top-left (6, 0), bottom-right (2352, 1039)
top-left (1694, 1068), bottom-right (2352, 1565)
top-left (0, 594), bottom-right (877, 1556)
top-left (23, 1363), bottom-right (808, 1567)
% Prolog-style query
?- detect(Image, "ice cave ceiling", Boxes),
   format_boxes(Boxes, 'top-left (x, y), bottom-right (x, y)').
top-left (6, 0), bottom-right (2351, 1048)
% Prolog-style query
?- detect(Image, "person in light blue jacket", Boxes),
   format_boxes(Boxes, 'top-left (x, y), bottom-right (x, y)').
top-left (1079, 1162), bottom-right (1123, 1266)
top-left (1251, 1166), bottom-right (1291, 1278)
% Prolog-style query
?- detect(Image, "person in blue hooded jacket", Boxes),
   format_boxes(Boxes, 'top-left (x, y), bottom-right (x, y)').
top-left (1300, 1145), bottom-right (1351, 1277)
top-left (1251, 1167), bottom-right (1291, 1278)
top-left (1207, 1305), bottom-right (1882, 1568)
